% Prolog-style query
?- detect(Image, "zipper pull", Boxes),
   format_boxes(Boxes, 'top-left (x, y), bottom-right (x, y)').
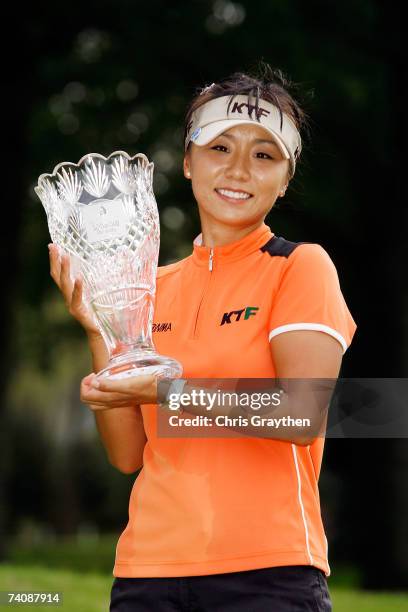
top-left (209, 248), bottom-right (214, 271)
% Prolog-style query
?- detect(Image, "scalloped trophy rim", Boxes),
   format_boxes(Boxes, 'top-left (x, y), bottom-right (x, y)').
top-left (34, 150), bottom-right (154, 193)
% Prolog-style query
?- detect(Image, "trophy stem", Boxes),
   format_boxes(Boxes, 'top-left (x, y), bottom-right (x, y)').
top-left (96, 346), bottom-right (183, 381)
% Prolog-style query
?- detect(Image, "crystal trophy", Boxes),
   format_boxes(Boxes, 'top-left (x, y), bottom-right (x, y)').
top-left (35, 151), bottom-right (183, 380)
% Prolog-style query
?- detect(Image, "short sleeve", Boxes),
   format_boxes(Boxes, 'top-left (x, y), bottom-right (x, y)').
top-left (268, 244), bottom-right (357, 354)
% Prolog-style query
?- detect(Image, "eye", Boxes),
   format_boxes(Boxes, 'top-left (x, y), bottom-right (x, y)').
top-left (210, 145), bottom-right (275, 159)
top-left (256, 152), bottom-right (274, 160)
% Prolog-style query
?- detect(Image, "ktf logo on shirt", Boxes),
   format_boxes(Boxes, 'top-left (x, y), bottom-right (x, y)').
top-left (220, 306), bottom-right (259, 326)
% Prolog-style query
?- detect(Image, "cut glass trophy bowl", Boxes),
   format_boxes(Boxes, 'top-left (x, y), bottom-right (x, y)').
top-left (35, 151), bottom-right (183, 381)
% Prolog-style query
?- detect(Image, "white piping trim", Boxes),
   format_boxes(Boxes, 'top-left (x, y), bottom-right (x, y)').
top-left (269, 323), bottom-right (348, 354)
top-left (291, 444), bottom-right (314, 566)
top-left (324, 533), bottom-right (331, 577)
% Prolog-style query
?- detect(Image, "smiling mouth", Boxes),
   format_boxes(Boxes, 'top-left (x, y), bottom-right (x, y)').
top-left (215, 188), bottom-right (253, 201)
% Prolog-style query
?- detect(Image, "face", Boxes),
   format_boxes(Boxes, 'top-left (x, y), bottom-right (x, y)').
top-left (183, 123), bottom-right (290, 232)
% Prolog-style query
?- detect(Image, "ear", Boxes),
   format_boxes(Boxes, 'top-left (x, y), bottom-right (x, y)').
top-left (183, 156), bottom-right (191, 179)
top-left (279, 181), bottom-right (289, 198)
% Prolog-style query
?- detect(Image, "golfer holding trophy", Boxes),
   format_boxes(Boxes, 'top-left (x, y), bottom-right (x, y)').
top-left (35, 64), bottom-right (357, 611)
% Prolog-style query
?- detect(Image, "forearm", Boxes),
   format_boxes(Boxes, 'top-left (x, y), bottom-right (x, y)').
top-left (87, 331), bottom-right (109, 373)
top-left (94, 403), bottom-right (146, 473)
top-left (86, 332), bottom-right (147, 473)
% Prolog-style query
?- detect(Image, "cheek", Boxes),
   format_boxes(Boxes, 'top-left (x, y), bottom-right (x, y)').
top-left (255, 164), bottom-right (288, 193)
top-left (253, 177), bottom-right (279, 199)
top-left (190, 162), bottom-right (217, 200)
top-left (191, 177), bottom-right (212, 207)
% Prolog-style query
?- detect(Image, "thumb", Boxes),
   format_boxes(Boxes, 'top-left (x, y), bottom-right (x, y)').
top-left (83, 372), bottom-right (97, 384)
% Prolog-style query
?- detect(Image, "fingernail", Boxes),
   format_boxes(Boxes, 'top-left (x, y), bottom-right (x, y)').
top-left (91, 379), bottom-right (100, 388)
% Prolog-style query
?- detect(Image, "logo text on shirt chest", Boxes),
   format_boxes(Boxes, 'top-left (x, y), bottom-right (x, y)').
top-left (220, 306), bottom-right (259, 326)
top-left (152, 322), bottom-right (172, 332)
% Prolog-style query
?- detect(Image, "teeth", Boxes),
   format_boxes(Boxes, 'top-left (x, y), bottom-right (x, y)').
top-left (217, 189), bottom-right (251, 200)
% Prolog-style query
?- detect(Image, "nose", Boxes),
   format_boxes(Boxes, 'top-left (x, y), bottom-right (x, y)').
top-left (224, 151), bottom-right (251, 182)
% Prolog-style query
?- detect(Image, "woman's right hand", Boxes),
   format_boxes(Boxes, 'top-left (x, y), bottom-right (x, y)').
top-left (48, 243), bottom-right (101, 338)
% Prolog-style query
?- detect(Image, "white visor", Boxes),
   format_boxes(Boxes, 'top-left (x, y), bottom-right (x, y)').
top-left (185, 95), bottom-right (302, 177)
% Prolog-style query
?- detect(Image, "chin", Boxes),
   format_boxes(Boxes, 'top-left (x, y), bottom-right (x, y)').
top-left (211, 212), bottom-right (261, 228)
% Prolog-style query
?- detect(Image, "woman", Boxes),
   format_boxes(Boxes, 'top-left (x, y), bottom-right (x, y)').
top-left (49, 66), bottom-right (356, 611)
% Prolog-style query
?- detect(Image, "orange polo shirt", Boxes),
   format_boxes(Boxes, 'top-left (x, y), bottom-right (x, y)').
top-left (113, 222), bottom-right (357, 578)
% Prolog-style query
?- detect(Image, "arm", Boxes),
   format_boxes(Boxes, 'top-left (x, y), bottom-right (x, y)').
top-left (86, 332), bottom-right (147, 474)
top-left (266, 243), bottom-right (355, 444)
top-left (269, 329), bottom-right (343, 445)
top-left (165, 330), bottom-right (341, 446)
top-left (48, 243), bottom-right (147, 474)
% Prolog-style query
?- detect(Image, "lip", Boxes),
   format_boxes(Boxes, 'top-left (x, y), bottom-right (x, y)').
top-left (214, 188), bottom-right (253, 203)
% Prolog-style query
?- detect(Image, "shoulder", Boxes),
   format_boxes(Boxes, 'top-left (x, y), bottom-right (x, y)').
top-left (261, 236), bottom-right (338, 275)
top-left (260, 237), bottom-right (341, 293)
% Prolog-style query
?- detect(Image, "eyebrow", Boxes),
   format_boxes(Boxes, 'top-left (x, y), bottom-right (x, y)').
top-left (219, 133), bottom-right (279, 148)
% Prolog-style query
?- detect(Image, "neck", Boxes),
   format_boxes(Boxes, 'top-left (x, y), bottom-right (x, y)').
top-left (200, 219), bottom-right (266, 248)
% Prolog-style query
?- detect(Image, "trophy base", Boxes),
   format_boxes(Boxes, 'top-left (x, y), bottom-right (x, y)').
top-left (96, 349), bottom-right (183, 381)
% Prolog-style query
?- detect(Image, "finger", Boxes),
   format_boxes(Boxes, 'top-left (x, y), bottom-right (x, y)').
top-left (92, 374), bottom-right (154, 394)
top-left (87, 402), bottom-right (131, 411)
top-left (48, 244), bottom-right (62, 285)
top-left (86, 396), bottom-right (132, 407)
top-left (80, 387), bottom-right (135, 404)
top-left (82, 372), bottom-right (96, 384)
top-left (81, 374), bottom-right (101, 392)
top-left (59, 253), bottom-right (74, 300)
top-left (71, 277), bottom-right (83, 310)
top-left (83, 396), bottom-right (135, 409)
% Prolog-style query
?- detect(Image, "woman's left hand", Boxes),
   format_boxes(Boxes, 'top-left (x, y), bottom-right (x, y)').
top-left (80, 372), bottom-right (158, 411)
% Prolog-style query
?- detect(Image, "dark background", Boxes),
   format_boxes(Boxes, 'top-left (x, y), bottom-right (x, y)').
top-left (1, 0), bottom-right (406, 592)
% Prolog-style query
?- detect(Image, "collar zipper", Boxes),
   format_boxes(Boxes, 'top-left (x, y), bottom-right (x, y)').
top-left (192, 247), bottom-right (214, 337)
top-left (209, 248), bottom-right (214, 271)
